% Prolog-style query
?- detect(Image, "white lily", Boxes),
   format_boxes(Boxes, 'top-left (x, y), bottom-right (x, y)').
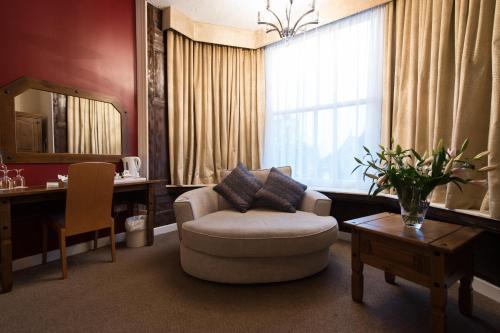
top-left (376, 175), bottom-right (387, 186)
top-left (423, 156), bottom-right (433, 165)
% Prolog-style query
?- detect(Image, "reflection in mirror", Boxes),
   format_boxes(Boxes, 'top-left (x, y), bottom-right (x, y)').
top-left (14, 89), bottom-right (122, 155)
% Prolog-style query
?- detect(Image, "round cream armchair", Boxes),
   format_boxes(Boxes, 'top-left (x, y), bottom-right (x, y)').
top-left (173, 169), bottom-right (338, 284)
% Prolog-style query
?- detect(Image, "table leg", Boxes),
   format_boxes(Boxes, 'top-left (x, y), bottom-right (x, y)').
top-left (352, 231), bottom-right (364, 303)
top-left (459, 250), bottom-right (473, 316)
top-left (0, 199), bottom-right (13, 293)
top-left (146, 184), bottom-right (156, 246)
top-left (385, 272), bottom-right (396, 284)
top-left (431, 251), bottom-right (447, 333)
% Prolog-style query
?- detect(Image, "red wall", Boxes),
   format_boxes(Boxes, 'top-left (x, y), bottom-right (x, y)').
top-left (0, 0), bottom-right (137, 185)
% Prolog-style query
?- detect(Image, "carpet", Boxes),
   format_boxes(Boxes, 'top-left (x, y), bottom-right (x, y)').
top-left (0, 232), bottom-right (499, 332)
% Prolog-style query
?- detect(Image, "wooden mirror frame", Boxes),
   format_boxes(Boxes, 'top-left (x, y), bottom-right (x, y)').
top-left (0, 77), bottom-right (127, 163)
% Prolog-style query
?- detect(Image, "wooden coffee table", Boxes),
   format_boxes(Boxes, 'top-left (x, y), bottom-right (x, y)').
top-left (345, 212), bottom-right (483, 333)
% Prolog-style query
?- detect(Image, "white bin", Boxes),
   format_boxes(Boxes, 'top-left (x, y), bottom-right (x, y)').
top-left (125, 215), bottom-right (147, 248)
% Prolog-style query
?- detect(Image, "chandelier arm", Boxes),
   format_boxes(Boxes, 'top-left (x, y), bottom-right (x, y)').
top-left (290, 8), bottom-right (315, 35)
top-left (286, 5), bottom-right (290, 30)
top-left (285, 5), bottom-right (292, 28)
top-left (265, 28), bottom-right (279, 34)
top-left (294, 20), bottom-right (319, 33)
top-left (266, 7), bottom-right (284, 32)
top-left (258, 21), bottom-right (282, 34)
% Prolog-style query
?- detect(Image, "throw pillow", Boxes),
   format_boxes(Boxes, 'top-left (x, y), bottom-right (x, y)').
top-left (255, 167), bottom-right (307, 213)
top-left (213, 163), bottom-right (263, 212)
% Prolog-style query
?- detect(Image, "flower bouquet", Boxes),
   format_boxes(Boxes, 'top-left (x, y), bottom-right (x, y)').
top-left (353, 139), bottom-right (495, 228)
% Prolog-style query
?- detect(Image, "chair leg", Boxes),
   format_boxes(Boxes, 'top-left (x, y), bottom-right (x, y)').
top-left (42, 223), bottom-right (48, 264)
top-left (93, 230), bottom-right (99, 250)
top-left (58, 228), bottom-right (68, 279)
top-left (110, 222), bottom-right (116, 263)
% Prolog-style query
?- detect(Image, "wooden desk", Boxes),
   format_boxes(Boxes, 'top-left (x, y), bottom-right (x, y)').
top-left (345, 212), bottom-right (483, 333)
top-left (0, 180), bottom-right (161, 293)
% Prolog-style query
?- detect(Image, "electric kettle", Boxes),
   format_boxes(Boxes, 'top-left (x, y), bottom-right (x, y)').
top-left (122, 156), bottom-right (141, 178)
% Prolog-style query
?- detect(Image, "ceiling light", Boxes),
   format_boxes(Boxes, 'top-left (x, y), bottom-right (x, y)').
top-left (257, 0), bottom-right (319, 40)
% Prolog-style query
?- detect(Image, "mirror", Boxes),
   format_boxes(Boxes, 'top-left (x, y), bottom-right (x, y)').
top-left (14, 89), bottom-right (122, 155)
top-left (0, 77), bottom-right (126, 163)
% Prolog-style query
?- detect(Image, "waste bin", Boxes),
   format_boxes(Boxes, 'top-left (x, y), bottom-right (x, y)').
top-left (125, 215), bottom-right (147, 248)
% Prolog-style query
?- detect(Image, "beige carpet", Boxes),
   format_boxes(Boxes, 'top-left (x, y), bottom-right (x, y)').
top-left (1, 232), bottom-right (499, 333)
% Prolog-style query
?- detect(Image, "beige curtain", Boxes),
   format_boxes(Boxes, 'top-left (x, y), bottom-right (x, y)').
top-left (383, 0), bottom-right (500, 218)
top-left (166, 30), bottom-right (265, 185)
top-left (67, 96), bottom-right (121, 155)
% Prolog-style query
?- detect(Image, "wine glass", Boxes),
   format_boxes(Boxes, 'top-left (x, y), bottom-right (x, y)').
top-left (13, 169), bottom-right (25, 188)
top-left (0, 153), bottom-right (6, 173)
top-left (0, 170), bottom-right (13, 190)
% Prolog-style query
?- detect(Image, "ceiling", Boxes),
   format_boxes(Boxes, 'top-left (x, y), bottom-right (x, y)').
top-left (148, 0), bottom-right (329, 31)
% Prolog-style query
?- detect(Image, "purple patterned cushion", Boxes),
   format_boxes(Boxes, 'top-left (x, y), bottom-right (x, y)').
top-left (255, 167), bottom-right (307, 213)
top-left (213, 163), bottom-right (263, 213)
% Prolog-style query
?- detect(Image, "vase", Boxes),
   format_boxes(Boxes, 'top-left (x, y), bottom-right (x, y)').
top-left (396, 187), bottom-right (430, 229)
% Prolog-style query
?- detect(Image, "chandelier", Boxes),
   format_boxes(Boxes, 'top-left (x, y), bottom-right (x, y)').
top-left (257, 0), bottom-right (319, 40)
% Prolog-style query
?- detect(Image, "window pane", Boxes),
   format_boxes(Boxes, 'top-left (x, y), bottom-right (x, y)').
top-left (264, 6), bottom-right (385, 190)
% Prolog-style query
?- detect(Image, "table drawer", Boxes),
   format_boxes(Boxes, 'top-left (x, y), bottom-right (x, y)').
top-left (360, 233), bottom-right (432, 286)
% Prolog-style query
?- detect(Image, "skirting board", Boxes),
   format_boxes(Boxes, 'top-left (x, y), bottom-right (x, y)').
top-left (471, 278), bottom-right (500, 304)
top-left (12, 225), bottom-right (500, 304)
top-left (12, 224), bottom-right (178, 272)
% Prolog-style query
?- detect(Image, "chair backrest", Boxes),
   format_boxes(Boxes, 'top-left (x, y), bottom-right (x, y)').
top-left (65, 162), bottom-right (115, 236)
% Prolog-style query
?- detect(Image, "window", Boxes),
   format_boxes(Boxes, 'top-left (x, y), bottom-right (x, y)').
top-left (263, 6), bottom-right (385, 190)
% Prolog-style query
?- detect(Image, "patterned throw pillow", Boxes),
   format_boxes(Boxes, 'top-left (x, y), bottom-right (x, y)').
top-left (213, 163), bottom-right (263, 213)
top-left (255, 167), bottom-right (307, 213)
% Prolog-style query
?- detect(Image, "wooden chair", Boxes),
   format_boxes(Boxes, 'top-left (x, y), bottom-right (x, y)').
top-left (42, 162), bottom-right (116, 279)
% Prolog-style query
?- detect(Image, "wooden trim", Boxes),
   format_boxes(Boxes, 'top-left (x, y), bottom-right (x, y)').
top-left (162, 0), bottom-right (391, 49)
top-left (0, 77), bottom-right (127, 163)
top-left (136, 0), bottom-right (149, 178)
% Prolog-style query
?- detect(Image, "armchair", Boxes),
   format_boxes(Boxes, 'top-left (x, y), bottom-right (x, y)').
top-left (174, 184), bottom-right (338, 284)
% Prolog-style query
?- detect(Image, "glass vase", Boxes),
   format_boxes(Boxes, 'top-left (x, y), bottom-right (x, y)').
top-left (396, 187), bottom-right (430, 229)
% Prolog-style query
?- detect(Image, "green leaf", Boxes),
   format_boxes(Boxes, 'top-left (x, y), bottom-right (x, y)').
top-left (473, 151), bottom-right (489, 160)
top-left (363, 146), bottom-right (370, 154)
top-left (372, 186), bottom-right (387, 196)
top-left (411, 149), bottom-right (422, 161)
top-left (437, 139), bottom-right (443, 151)
top-left (452, 181), bottom-right (463, 192)
top-left (351, 165), bottom-right (362, 174)
top-left (368, 182), bottom-right (376, 195)
top-left (354, 157), bottom-right (364, 165)
top-left (460, 138), bottom-right (469, 153)
top-left (363, 166), bottom-right (370, 181)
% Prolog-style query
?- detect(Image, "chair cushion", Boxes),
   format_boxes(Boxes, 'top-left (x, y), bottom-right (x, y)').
top-left (216, 166), bottom-right (292, 211)
top-left (220, 165), bottom-right (292, 184)
top-left (255, 167), bottom-right (307, 212)
top-left (213, 163), bottom-right (262, 213)
top-left (181, 209), bottom-right (338, 258)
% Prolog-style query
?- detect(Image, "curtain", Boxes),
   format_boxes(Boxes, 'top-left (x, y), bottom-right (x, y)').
top-left (263, 6), bottom-right (385, 190)
top-left (384, 0), bottom-right (500, 218)
top-left (67, 96), bottom-right (121, 155)
top-left (166, 30), bottom-right (265, 185)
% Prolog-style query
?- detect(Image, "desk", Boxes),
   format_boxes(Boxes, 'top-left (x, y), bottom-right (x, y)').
top-left (0, 180), bottom-right (161, 293)
top-left (345, 212), bottom-right (483, 333)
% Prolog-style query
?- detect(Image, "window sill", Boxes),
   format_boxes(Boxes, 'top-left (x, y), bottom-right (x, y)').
top-left (311, 186), bottom-right (496, 221)
top-left (166, 184), bottom-right (496, 221)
